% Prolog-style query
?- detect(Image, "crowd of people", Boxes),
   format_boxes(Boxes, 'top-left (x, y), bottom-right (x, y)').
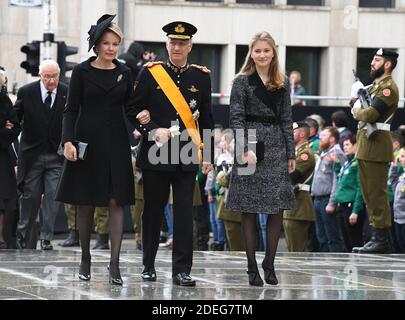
top-left (1, 14), bottom-right (404, 288)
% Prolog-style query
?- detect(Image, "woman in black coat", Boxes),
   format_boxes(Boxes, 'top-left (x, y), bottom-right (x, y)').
top-left (0, 69), bottom-right (21, 249)
top-left (226, 32), bottom-right (296, 286)
top-left (56, 15), bottom-right (150, 285)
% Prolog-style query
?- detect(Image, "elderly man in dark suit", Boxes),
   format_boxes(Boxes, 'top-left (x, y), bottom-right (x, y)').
top-left (15, 60), bottom-right (67, 250)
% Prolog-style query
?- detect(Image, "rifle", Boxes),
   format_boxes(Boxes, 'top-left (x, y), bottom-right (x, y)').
top-left (352, 70), bottom-right (377, 138)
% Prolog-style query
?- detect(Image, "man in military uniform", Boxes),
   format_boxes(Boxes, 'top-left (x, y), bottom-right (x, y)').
top-left (350, 48), bottom-right (399, 253)
top-left (283, 122), bottom-right (316, 252)
top-left (133, 21), bottom-right (214, 286)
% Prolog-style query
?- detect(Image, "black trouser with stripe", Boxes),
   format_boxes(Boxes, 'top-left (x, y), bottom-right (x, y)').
top-left (142, 167), bottom-right (197, 276)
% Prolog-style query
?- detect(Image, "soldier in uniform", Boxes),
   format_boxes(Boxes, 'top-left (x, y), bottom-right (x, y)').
top-left (350, 48), bottom-right (399, 253)
top-left (283, 122), bottom-right (316, 252)
top-left (133, 21), bottom-right (214, 286)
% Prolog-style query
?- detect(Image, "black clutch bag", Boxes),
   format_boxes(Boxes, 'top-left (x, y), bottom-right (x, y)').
top-left (57, 141), bottom-right (88, 161)
top-left (248, 140), bottom-right (265, 162)
top-left (74, 141), bottom-right (88, 160)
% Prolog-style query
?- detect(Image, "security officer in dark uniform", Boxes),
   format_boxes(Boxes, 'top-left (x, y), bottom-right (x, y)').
top-left (283, 122), bottom-right (316, 252)
top-left (132, 21), bottom-right (214, 286)
top-left (350, 48), bottom-right (399, 253)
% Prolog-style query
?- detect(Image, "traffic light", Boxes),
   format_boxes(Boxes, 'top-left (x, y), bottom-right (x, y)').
top-left (20, 41), bottom-right (40, 76)
top-left (57, 41), bottom-right (78, 83)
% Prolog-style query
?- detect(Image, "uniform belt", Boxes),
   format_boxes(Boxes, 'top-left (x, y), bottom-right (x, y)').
top-left (361, 122), bottom-right (390, 131)
top-left (246, 115), bottom-right (278, 124)
top-left (297, 184), bottom-right (310, 192)
top-left (376, 123), bottom-right (391, 131)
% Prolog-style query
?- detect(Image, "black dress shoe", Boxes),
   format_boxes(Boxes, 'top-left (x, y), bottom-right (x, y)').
top-left (172, 273), bottom-right (196, 287)
top-left (141, 268), bottom-right (157, 282)
top-left (246, 269), bottom-right (264, 286)
top-left (40, 240), bottom-right (53, 251)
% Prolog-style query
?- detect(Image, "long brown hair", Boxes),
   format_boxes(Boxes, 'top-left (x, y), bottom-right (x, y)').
top-left (235, 31), bottom-right (285, 91)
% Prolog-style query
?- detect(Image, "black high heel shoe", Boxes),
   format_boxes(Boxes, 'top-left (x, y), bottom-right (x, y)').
top-left (246, 269), bottom-right (264, 286)
top-left (262, 261), bottom-right (278, 285)
top-left (78, 258), bottom-right (91, 281)
top-left (108, 264), bottom-right (123, 286)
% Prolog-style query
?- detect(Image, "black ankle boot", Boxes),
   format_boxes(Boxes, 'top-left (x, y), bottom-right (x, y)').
top-left (262, 261), bottom-right (278, 285)
top-left (246, 269), bottom-right (263, 286)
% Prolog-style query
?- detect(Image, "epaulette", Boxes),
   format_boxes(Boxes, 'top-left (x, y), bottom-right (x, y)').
top-left (144, 61), bottom-right (164, 68)
top-left (191, 64), bottom-right (211, 74)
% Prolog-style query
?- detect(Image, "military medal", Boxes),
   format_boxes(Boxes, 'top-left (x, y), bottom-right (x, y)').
top-left (188, 85), bottom-right (199, 93)
top-left (383, 89), bottom-right (391, 97)
top-left (192, 110), bottom-right (200, 121)
top-left (189, 99), bottom-right (197, 110)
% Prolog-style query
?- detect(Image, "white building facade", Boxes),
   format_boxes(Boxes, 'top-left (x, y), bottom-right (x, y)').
top-left (1, 0), bottom-right (404, 105)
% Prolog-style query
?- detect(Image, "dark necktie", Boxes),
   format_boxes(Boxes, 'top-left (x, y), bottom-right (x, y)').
top-left (44, 91), bottom-right (53, 110)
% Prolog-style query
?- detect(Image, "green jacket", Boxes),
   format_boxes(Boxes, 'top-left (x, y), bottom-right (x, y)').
top-left (334, 155), bottom-right (365, 214)
top-left (284, 142), bottom-right (316, 222)
top-left (353, 76), bottom-right (399, 163)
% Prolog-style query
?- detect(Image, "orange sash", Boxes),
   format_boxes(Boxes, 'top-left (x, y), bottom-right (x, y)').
top-left (148, 64), bottom-right (203, 160)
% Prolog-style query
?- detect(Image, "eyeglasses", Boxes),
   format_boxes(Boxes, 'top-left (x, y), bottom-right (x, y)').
top-left (41, 75), bottom-right (59, 81)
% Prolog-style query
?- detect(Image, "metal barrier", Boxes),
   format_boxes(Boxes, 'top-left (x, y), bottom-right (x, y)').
top-left (212, 94), bottom-right (405, 106)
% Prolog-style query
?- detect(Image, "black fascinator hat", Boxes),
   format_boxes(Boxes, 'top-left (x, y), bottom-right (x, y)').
top-left (87, 14), bottom-right (116, 52)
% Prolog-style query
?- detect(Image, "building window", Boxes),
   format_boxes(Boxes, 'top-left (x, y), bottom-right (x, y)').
top-left (356, 48), bottom-right (398, 86)
top-left (359, 0), bottom-right (395, 8)
top-left (287, 0), bottom-right (324, 5)
top-left (356, 48), bottom-right (375, 85)
top-left (235, 0), bottom-right (273, 4)
top-left (190, 44), bottom-right (222, 99)
top-left (235, 45), bottom-right (249, 73)
top-left (186, 0), bottom-right (223, 2)
top-left (286, 47), bottom-right (321, 106)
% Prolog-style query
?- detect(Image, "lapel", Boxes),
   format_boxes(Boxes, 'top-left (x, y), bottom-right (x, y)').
top-left (248, 71), bottom-right (282, 116)
top-left (80, 57), bottom-right (127, 93)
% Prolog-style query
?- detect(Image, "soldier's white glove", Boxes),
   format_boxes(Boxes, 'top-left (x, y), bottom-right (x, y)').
top-left (168, 125), bottom-right (181, 138)
top-left (351, 99), bottom-right (362, 115)
top-left (351, 81), bottom-right (364, 99)
top-left (155, 125), bottom-right (181, 148)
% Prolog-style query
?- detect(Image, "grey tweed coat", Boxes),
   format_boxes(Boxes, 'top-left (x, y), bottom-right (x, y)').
top-left (226, 73), bottom-right (296, 214)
